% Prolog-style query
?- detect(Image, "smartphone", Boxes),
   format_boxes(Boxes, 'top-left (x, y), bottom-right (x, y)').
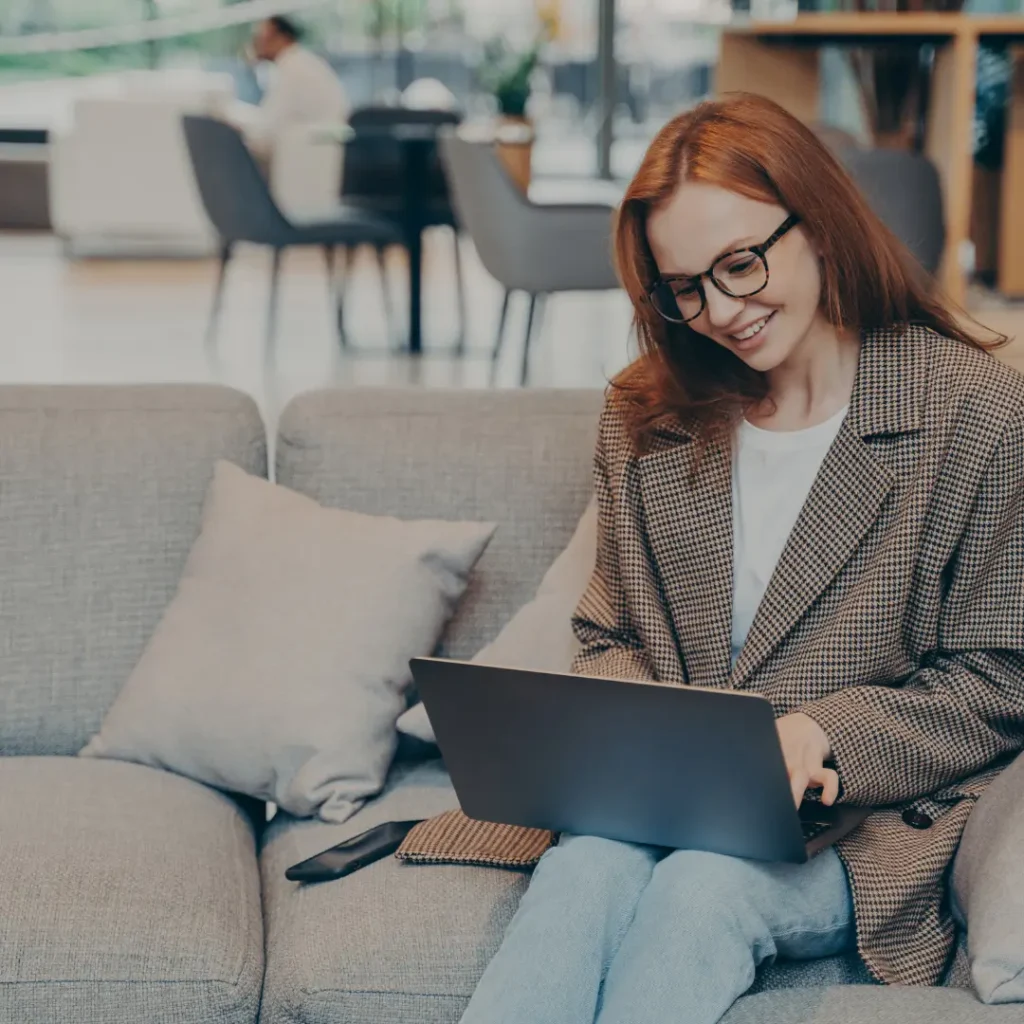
top-left (285, 820), bottom-right (423, 883)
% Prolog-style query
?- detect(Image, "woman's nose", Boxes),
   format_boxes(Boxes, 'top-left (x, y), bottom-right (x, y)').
top-left (703, 286), bottom-right (746, 329)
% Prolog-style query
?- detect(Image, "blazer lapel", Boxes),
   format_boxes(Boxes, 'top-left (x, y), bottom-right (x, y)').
top-left (730, 325), bottom-right (926, 687)
top-left (639, 427), bottom-right (734, 689)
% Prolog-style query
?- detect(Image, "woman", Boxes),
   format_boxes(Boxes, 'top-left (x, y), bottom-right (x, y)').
top-left (450, 94), bottom-right (1024, 1024)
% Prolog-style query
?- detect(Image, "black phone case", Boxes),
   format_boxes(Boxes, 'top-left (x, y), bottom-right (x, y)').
top-left (285, 820), bottom-right (423, 883)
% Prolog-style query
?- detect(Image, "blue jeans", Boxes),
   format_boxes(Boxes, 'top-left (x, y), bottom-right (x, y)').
top-left (459, 834), bottom-right (855, 1024)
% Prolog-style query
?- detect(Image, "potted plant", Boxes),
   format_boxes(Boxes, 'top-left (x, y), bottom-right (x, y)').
top-left (479, 37), bottom-right (541, 191)
top-left (482, 39), bottom-right (539, 120)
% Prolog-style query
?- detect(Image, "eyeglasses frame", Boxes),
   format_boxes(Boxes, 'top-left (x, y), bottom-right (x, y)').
top-left (649, 214), bottom-right (801, 324)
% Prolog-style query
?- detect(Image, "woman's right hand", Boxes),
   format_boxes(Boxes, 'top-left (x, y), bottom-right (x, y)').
top-left (776, 712), bottom-right (840, 807)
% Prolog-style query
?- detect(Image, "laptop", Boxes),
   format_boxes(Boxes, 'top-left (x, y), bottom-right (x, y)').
top-left (409, 658), bottom-right (869, 864)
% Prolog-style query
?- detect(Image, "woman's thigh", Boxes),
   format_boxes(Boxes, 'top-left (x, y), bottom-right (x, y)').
top-left (647, 845), bottom-right (855, 960)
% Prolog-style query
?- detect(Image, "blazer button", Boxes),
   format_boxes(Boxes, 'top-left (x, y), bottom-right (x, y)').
top-left (902, 809), bottom-right (933, 830)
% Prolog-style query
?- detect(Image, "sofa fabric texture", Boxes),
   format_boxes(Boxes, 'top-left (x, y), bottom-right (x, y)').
top-left (0, 757), bottom-right (263, 1024)
top-left (275, 388), bottom-right (602, 661)
top-left (953, 750), bottom-right (1024, 1003)
top-left (0, 385), bottom-right (266, 757)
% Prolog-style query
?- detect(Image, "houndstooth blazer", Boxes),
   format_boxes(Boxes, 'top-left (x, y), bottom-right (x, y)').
top-left (571, 324), bottom-right (1024, 987)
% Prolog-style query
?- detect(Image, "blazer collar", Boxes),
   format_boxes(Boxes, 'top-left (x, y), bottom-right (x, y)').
top-left (845, 324), bottom-right (929, 439)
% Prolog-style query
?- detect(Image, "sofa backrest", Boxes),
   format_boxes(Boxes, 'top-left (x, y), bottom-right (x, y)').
top-left (0, 385), bottom-right (266, 756)
top-left (276, 388), bottom-right (603, 660)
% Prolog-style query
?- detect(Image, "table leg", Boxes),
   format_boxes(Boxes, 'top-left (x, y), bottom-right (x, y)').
top-left (403, 139), bottom-right (430, 355)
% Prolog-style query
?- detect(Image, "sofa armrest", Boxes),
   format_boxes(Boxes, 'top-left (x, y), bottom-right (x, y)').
top-left (952, 750), bottom-right (1024, 1003)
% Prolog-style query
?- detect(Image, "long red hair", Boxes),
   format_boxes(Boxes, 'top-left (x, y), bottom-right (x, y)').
top-left (613, 92), bottom-right (1004, 447)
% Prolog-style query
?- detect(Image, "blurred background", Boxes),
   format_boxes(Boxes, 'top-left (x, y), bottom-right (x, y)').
top-left (1, 0), bottom-right (1022, 425)
top-left (0, 0), bottom-right (723, 178)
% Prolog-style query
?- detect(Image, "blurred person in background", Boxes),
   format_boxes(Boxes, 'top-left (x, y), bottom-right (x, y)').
top-left (232, 15), bottom-right (349, 162)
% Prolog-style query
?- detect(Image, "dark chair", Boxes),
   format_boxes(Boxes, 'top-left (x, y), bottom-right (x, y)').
top-left (341, 105), bottom-right (467, 351)
top-left (181, 115), bottom-right (401, 356)
top-left (836, 147), bottom-right (945, 276)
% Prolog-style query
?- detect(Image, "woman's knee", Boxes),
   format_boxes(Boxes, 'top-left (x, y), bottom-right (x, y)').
top-left (645, 849), bottom-right (768, 923)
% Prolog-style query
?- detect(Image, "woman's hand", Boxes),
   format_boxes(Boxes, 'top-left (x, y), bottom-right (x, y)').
top-left (776, 713), bottom-right (839, 807)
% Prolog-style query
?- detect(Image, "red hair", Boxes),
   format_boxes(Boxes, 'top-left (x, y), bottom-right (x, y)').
top-left (613, 92), bottom-right (1003, 447)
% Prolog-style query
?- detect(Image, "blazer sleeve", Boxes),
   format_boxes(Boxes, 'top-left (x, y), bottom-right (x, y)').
top-left (801, 406), bottom-right (1024, 806)
top-left (570, 402), bottom-right (657, 683)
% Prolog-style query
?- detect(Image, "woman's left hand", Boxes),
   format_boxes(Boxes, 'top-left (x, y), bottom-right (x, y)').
top-left (776, 712), bottom-right (839, 808)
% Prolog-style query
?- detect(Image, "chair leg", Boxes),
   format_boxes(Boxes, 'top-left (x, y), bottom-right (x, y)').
top-left (266, 248), bottom-right (283, 362)
top-left (205, 242), bottom-right (232, 349)
top-left (489, 288), bottom-right (512, 386)
top-left (521, 292), bottom-right (547, 387)
top-left (324, 245), bottom-right (347, 349)
top-left (375, 245), bottom-right (396, 350)
top-left (335, 246), bottom-right (352, 349)
top-left (453, 229), bottom-right (467, 356)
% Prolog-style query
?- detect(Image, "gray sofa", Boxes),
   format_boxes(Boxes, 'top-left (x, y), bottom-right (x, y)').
top-left (0, 383), bottom-right (1021, 1024)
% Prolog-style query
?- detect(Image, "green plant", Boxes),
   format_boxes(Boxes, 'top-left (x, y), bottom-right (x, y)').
top-left (480, 37), bottom-right (539, 118)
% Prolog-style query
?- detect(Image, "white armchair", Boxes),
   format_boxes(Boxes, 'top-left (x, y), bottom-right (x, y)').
top-left (48, 71), bottom-right (235, 257)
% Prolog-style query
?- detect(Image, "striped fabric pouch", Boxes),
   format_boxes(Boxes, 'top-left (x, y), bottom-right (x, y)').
top-left (395, 809), bottom-right (556, 869)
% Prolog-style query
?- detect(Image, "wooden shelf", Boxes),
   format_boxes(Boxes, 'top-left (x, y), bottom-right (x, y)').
top-left (728, 12), bottom-right (1024, 41)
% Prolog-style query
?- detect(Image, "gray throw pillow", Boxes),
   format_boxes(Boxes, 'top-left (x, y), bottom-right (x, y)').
top-left (952, 750), bottom-right (1024, 1003)
top-left (397, 499), bottom-right (596, 744)
top-left (81, 460), bottom-right (495, 823)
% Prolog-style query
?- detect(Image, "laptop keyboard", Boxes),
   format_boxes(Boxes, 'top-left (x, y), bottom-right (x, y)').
top-left (801, 819), bottom-right (833, 842)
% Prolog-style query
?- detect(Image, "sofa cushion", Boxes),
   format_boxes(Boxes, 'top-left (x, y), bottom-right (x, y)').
top-left (259, 759), bottom-right (479, 1024)
top-left (397, 498), bottom-right (597, 744)
top-left (952, 750), bottom-right (1024, 1003)
top-left (81, 460), bottom-right (494, 823)
top-left (749, 956), bottom-right (874, 993)
top-left (0, 385), bottom-right (266, 756)
top-left (0, 756), bottom-right (263, 1024)
top-left (720, 986), bottom-right (1021, 1024)
top-left (276, 388), bottom-right (602, 660)
top-left (259, 759), bottom-right (871, 1024)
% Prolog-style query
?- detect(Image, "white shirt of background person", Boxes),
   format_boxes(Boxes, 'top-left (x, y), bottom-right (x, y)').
top-left (242, 17), bottom-right (349, 160)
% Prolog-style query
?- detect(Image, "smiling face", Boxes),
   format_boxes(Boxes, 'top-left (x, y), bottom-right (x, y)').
top-left (646, 181), bottom-right (829, 373)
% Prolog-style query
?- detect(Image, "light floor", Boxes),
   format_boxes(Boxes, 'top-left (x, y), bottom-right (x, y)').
top-left (1, 230), bottom-right (635, 430)
top-left (3, 230), bottom-right (1024, 435)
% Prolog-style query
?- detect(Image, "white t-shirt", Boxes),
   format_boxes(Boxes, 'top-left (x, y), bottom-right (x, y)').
top-left (245, 45), bottom-right (349, 156)
top-left (730, 406), bottom-right (848, 665)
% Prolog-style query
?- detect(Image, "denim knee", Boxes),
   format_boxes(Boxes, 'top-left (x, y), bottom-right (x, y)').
top-left (644, 850), bottom-right (774, 939)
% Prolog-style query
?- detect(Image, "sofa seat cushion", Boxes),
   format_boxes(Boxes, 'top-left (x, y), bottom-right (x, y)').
top-left (720, 985), bottom-right (1020, 1024)
top-left (260, 759), bottom-right (872, 1024)
top-left (0, 757), bottom-right (263, 1024)
top-left (260, 759), bottom-right (480, 1024)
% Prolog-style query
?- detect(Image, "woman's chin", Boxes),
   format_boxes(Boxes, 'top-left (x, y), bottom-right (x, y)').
top-left (735, 338), bottom-right (788, 372)
top-left (733, 323), bottom-right (799, 372)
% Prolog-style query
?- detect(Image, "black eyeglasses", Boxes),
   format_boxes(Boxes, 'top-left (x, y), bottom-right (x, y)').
top-left (649, 214), bottom-right (800, 325)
